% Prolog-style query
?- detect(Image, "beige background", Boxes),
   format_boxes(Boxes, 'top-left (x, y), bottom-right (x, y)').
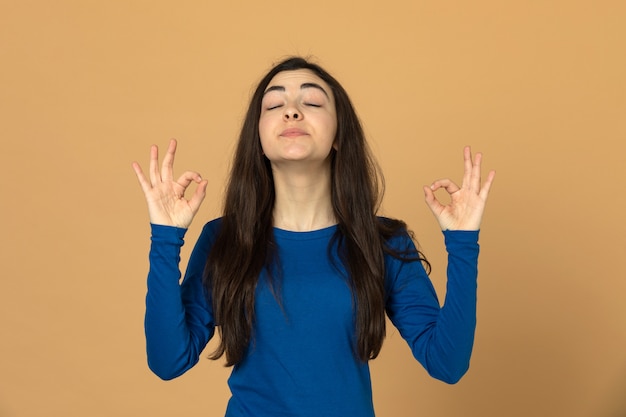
top-left (1, 1), bottom-right (625, 416)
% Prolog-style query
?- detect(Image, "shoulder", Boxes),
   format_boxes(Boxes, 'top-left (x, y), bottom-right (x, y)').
top-left (377, 216), bottom-right (414, 248)
top-left (193, 217), bottom-right (224, 252)
top-left (377, 216), bottom-right (430, 273)
top-left (200, 217), bottom-right (223, 235)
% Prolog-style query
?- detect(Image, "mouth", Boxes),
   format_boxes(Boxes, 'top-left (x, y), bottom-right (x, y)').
top-left (280, 128), bottom-right (308, 138)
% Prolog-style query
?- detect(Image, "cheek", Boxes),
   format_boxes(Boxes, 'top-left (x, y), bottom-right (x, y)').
top-left (258, 116), bottom-right (271, 142)
top-left (325, 115), bottom-right (338, 140)
top-left (329, 118), bottom-right (338, 149)
top-left (258, 115), bottom-right (267, 133)
top-left (258, 116), bottom-right (278, 156)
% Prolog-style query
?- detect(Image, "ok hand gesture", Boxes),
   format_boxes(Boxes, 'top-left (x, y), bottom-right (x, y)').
top-left (132, 139), bottom-right (208, 229)
top-left (423, 146), bottom-right (496, 231)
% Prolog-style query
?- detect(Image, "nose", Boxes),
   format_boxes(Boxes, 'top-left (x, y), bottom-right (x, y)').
top-left (283, 107), bottom-right (300, 120)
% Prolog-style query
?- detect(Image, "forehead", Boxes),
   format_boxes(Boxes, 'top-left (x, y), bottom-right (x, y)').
top-left (265, 69), bottom-right (332, 95)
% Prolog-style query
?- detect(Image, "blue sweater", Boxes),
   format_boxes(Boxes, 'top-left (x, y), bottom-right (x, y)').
top-left (145, 219), bottom-right (480, 417)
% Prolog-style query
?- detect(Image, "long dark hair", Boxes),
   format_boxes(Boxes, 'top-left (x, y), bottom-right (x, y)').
top-left (204, 57), bottom-right (429, 366)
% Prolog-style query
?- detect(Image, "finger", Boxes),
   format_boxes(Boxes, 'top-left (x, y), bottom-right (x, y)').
top-left (175, 171), bottom-right (204, 196)
top-left (423, 185), bottom-right (444, 214)
top-left (131, 162), bottom-right (152, 194)
top-left (430, 178), bottom-right (460, 195)
top-left (469, 151), bottom-right (483, 192)
top-left (478, 169), bottom-right (496, 200)
top-left (161, 139), bottom-right (178, 181)
top-left (461, 146), bottom-right (473, 189)
top-left (148, 144), bottom-right (161, 186)
top-left (188, 179), bottom-right (209, 213)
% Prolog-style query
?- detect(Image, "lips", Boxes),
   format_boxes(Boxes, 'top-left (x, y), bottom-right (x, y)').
top-left (280, 128), bottom-right (308, 137)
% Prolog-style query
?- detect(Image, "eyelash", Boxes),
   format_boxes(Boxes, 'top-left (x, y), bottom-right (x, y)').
top-left (266, 103), bottom-right (321, 110)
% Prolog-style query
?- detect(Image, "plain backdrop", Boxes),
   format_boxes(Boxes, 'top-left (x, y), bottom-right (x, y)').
top-left (1, 1), bottom-right (625, 416)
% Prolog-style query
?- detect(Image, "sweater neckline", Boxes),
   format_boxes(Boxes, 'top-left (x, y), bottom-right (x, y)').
top-left (273, 224), bottom-right (338, 240)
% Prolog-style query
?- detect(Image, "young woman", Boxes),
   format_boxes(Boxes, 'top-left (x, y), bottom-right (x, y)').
top-left (132, 57), bottom-right (495, 417)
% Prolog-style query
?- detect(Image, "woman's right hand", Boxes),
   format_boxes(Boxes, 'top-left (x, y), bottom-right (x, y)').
top-left (132, 139), bottom-right (208, 229)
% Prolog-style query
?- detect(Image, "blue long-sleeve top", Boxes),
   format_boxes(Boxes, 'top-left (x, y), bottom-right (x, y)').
top-left (145, 218), bottom-right (480, 417)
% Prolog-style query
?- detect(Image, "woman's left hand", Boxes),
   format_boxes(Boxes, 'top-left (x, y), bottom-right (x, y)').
top-left (423, 146), bottom-right (496, 231)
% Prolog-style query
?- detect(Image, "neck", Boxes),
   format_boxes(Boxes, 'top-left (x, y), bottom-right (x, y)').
top-left (271, 162), bottom-right (336, 232)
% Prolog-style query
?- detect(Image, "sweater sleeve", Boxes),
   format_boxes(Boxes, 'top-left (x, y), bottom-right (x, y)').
top-left (144, 223), bottom-right (216, 380)
top-left (385, 230), bottom-right (479, 384)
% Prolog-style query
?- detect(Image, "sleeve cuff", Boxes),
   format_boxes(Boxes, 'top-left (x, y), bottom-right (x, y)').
top-left (150, 224), bottom-right (187, 244)
top-left (443, 229), bottom-right (479, 242)
top-left (443, 230), bottom-right (480, 253)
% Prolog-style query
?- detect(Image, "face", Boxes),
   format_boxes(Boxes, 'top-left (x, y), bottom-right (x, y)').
top-left (259, 69), bottom-right (337, 167)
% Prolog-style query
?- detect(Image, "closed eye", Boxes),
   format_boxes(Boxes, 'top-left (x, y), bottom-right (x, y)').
top-left (266, 104), bottom-right (283, 110)
top-left (305, 103), bottom-right (322, 107)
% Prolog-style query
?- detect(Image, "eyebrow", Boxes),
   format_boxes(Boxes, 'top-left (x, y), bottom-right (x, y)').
top-left (263, 82), bottom-right (330, 98)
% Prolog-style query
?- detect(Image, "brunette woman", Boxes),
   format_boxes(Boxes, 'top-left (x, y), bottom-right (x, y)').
top-left (132, 57), bottom-right (495, 417)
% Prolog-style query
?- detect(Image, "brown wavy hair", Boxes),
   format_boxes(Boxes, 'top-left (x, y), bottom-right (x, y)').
top-left (204, 57), bottom-right (429, 366)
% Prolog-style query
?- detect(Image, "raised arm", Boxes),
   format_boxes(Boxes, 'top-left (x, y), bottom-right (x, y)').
top-left (387, 147), bottom-right (495, 383)
top-left (132, 140), bottom-right (213, 379)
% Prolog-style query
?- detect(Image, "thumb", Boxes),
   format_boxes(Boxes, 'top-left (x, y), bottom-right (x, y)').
top-left (423, 185), bottom-right (440, 212)
top-left (188, 179), bottom-right (209, 214)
